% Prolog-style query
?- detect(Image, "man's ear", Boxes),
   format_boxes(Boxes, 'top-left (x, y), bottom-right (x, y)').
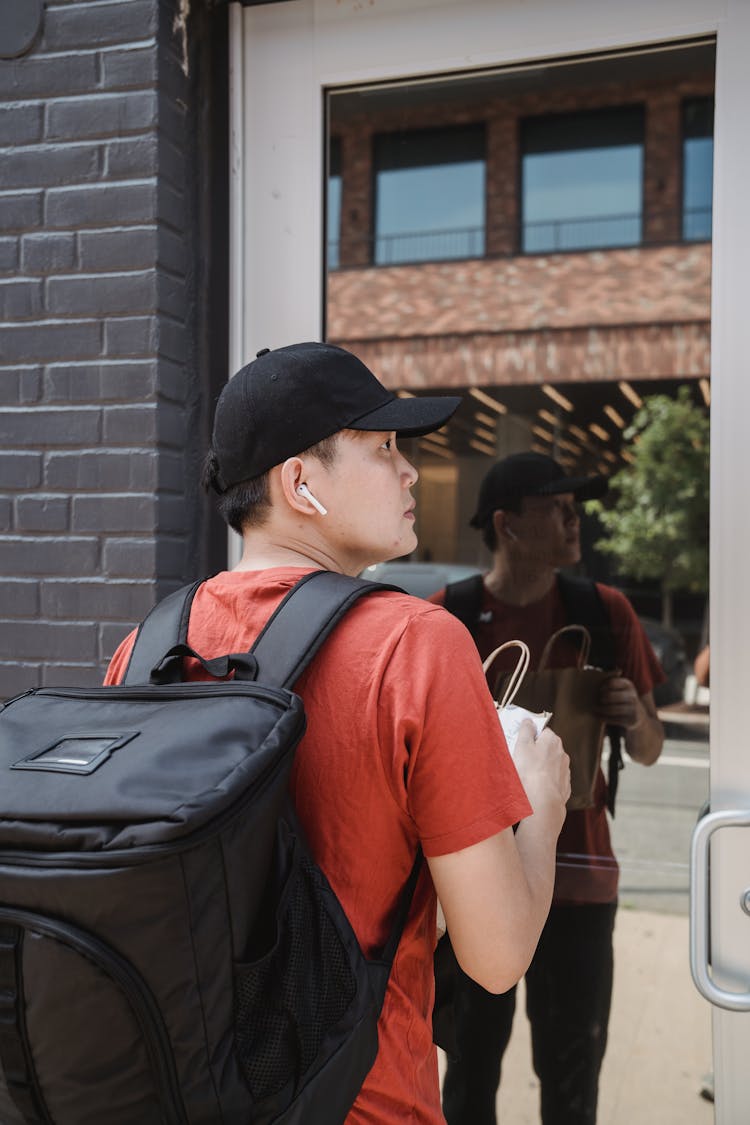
top-left (278, 458), bottom-right (308, 514)
top-left (493, 509), bottom-right (517, 543)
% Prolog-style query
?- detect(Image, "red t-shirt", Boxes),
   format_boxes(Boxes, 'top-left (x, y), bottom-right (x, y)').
top-left (430, 577), bottom-right (664, 905)
top-left (106, 568), bottom-right (531, 1124)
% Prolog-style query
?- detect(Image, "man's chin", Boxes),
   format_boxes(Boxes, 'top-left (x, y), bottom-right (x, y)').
top-left (551, 544), bottom-right (581, 569)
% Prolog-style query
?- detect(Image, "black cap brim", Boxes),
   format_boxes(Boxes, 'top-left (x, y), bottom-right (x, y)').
top-left (349, 393), bottom-right (461, 438)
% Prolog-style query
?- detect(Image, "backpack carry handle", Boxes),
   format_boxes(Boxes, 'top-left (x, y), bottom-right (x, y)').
top-left (150, 644), bottom-right (259, 685)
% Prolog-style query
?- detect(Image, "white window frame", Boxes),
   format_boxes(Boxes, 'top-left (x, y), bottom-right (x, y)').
top-left (229, 5), bottom-right (750, 1117)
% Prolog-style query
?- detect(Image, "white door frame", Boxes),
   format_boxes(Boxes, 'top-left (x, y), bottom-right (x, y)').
top-left (229, 3), bottom-right (750, 1117)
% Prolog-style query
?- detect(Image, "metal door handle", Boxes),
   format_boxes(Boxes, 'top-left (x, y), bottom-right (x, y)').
top-left (690, 808), bottom-right (750, 1011)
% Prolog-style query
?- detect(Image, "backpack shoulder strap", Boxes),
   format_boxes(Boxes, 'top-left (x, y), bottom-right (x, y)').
top-left (555, 572), bottom-right (616, 670)
top-left (122, 580), bottom-right (203, 685)
top-left (443, 573), bottom-right (485, 635)
top-left (251, 570), bottom-right (400, 689)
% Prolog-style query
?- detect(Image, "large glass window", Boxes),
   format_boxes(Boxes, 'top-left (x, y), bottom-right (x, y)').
top-left (521, 106), bottom-right (644, 253)
top-left (373, 124), bottom-right (485, 265)
top-left (683, 98), bottom-right (714, 242)
top-left (327, 136), bottom-right (342, 270)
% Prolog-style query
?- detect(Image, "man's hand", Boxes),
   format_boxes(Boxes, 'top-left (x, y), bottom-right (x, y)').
top-left (512, 719), bottom-right (571, 829)
top-left (595, 675), bottom-right (641, 729)
top-left (595, 680), bottom-right (665, 765)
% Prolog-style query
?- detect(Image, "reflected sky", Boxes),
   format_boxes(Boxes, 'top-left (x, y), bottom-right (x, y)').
top-left (523, 145), bottom-right (642, 252)
top-left (375, 160), bottom-right (485, 263)
top-left (683, 136), bottom-right (713, 240)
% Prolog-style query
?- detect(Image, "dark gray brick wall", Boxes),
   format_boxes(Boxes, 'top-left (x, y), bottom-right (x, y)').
top-left (0, 0), bottom-right (229, 697)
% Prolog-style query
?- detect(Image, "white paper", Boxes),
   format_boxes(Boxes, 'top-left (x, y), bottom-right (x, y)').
top-left (496, 702), bottom-right (552, 757)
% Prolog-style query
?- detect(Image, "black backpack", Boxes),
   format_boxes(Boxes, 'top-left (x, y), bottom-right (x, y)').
top-left (0, 570), bottom-right (420, 1125)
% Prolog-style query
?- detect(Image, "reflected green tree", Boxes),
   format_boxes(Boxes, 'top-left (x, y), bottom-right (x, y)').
top-left (587, 386), bottom-right (709, 627)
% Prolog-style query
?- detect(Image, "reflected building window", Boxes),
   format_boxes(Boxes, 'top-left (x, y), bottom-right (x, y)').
top-left (521, 106), bottom-right (644, 253)
top-left (373, 124), bottom-right (485, 265)
top-left (683, 98), bottom-right (714, 242)
top-left (328, 136), bottom-right (342, 270)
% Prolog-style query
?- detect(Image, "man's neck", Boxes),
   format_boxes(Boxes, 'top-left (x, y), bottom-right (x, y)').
top-left (484, 556), bottom-right (557, 608)
top-left (233, 525), bottom-right (362, 576)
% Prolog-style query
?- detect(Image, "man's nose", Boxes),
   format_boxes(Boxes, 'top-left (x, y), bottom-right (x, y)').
top-left (398, 452), bottom-right (418, 487)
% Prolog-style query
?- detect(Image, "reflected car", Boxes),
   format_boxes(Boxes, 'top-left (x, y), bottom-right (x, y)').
top-left (361, 560), bottom-right (482, 599)
top-left (638, 618), bottom-right (689, 707)
top-left (361, 562), bottom-right (689, 706)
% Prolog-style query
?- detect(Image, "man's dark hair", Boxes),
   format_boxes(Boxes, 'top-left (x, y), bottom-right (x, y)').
top-left (202, 434), bottom-right (340, 535)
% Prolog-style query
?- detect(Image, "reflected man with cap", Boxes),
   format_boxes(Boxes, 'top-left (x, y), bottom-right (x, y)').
top-left (437, 452), bottom-right (665, 1125)
top-left (105, 347), bottom-right (571, 1125)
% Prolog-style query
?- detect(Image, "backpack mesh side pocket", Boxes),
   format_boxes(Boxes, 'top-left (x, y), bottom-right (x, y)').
top-left (234, 836), bottom-right (359, 1101)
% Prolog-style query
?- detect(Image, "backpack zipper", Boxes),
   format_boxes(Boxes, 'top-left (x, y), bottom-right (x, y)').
top-left (30, 683), bottom-right (291, 705)
top-left (0, 689), bottom-right (34, 713)
top-left (0, 906), bottom-right (187, 1125)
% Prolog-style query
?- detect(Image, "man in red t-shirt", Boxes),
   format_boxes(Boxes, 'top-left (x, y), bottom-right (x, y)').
top-left (106, 346), bottom-right (571, 1125)
top-left (436, 452), bottom-right (664, 1125)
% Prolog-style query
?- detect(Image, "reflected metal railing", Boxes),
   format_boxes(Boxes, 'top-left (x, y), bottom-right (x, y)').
top-left (373, 225), bottom-right (485, 265)
top-left (327, 206), bottom-right (713, 269)
top-left (522, 211), bottom-right (642, 253)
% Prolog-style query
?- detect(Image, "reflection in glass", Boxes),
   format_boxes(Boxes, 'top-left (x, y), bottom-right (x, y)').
top-left (327, 136), bottom-right (342, 270)
top-left (522, 107), bottom-right (644, 253)
top-left (373, 124), bottom-right (485, 264)
top-left (326, 49), bottom-right (714, 1117)
top-left (683, 98), bottom-right (714, 242)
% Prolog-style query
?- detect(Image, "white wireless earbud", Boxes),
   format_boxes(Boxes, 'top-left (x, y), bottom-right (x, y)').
top-left (506, 528), bottom-right (518, 542)
top-left (297, 483), bottom-right (328, 516)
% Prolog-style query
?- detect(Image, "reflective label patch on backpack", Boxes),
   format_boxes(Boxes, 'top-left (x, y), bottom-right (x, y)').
top-left (12, 732), bottom-right (139, 775)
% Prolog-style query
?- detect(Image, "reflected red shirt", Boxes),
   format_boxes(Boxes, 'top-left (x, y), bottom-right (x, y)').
top-left (431, 578), bottom-right (664, 904)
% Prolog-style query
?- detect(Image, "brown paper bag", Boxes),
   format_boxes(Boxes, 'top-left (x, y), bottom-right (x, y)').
top-left (490, 626), bottom-right (616, 810)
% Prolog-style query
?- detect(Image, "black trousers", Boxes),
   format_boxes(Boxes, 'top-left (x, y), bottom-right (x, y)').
top-left (442, 902), bottom-right (617, 1125)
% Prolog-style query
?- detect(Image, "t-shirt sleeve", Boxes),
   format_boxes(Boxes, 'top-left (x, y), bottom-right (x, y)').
top-left (103, 629), bottom-right (137, 685)
top-left (596, 584), bottom-right (666, 696)
top-left (376, 605), bottom-right (532, 858)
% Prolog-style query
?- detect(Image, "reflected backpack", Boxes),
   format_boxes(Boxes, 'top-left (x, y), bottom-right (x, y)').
top-left (0, 570), bottom-right (420, 1125)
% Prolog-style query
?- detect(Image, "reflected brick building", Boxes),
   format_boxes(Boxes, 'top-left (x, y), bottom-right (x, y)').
top-left (326, 43), bottom-right (714, 520)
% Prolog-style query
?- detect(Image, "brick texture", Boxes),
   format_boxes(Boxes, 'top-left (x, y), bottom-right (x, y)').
top-left (328, 243), bottom-right (711, 356)
top-left (0, 0), bottom-right (229, 696)
top-left (337, 322), bottom-right (711, 391)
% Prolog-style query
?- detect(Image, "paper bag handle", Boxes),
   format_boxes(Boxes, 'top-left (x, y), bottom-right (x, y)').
top-left (482, 640), bottom-right (531, 709)
top-left (538, 624), bottom-right (592, 671)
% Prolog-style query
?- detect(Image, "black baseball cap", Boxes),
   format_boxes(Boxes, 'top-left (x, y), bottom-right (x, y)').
top-left (210, 342), bottom-right (461, 491)
top-left (469, 452), bottom-right (608, 528)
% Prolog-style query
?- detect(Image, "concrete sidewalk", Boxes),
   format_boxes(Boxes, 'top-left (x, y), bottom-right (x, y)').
top-left (439, 908), bottom-right (714, 1123)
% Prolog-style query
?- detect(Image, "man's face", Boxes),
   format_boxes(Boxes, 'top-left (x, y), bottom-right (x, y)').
top-left (314, 430), bottom-right (419, 572)
top-left (506, 492), bottom-right (582, 569)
